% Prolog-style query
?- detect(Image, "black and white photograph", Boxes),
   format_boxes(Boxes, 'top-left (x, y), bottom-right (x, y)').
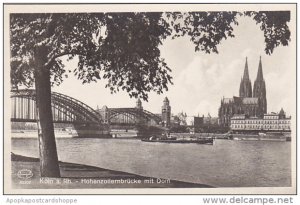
top-left (3, 3), bottom-right (296, 195)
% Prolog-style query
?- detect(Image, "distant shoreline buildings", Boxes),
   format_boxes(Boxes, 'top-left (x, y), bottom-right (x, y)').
top-left (230, 109), bottom-right (291, 133)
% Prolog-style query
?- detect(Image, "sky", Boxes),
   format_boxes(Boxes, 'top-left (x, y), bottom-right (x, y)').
top-left (52, 15), bottom-right (295, 117)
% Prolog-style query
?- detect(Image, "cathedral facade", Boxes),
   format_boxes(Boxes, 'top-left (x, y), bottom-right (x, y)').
top-left (218, 57), bottom-right (267, 127)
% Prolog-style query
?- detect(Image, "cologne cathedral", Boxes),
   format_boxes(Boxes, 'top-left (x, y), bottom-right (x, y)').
top-left (218, 57), bottom-right (267, 127)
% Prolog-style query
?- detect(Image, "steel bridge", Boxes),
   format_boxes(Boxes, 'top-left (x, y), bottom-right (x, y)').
top-left (11, 89), bottom-right (163, 136)
top-left (11, 89), bottom-right (102, 124)
top-left (104, 108), bottom-right (161, 124)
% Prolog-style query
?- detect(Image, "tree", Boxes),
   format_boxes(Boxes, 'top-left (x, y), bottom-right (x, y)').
top-left (244, 11), bottom-right (291, 54)
top-left (10, 11), bottom-right (291, 177)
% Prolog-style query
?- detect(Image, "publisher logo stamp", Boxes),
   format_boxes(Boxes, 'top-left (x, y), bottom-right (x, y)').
top-left (17, 169), bottom-right (33, 180)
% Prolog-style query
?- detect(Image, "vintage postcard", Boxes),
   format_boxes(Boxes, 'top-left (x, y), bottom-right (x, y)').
top-left (3, 3), bottom-right (296, 194)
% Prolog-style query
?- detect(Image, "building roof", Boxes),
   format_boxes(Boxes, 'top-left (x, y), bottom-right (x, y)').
top-left (242, 97), bottom-right (258, 104)
top-left (231, 114), bottom-right (246, 119)
top-left (223, 98), bottom-right (233, 104)
top-left (279, 108), bottom-right (285, 115)
top-left (232, 114), bottom-right (246, 117)
top-left (264, 113), bottom-right (278, 116)
top-left (248, 116), bottom-right (260, 119)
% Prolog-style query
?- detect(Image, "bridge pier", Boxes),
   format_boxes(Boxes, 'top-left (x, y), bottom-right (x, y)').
top-left (72, 123), bottom-right (111, 138)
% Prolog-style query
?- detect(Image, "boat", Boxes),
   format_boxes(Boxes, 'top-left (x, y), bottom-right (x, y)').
top-left (141, 136), bottom-right (214, 144)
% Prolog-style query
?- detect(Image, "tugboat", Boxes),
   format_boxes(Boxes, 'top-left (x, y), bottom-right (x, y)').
top-left (141, 133), bottom-right (214, 145)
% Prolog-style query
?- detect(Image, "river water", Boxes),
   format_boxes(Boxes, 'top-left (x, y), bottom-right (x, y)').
top-left (11, 138), bottom-right (291, 187)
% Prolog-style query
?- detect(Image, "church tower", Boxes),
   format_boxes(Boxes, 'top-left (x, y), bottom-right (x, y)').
top-left (162, 97), bottom-right (171, 127)
top-left (253, 56), bottom-right (267, 116)
top-left (239, 57), bottom-right (252, 98)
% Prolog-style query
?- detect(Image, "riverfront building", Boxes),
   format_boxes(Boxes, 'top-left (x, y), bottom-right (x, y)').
top-left (218, 57), bottom-right (267, 127)
top-left (184, 114), bottom-right (222, 133)
top-left (230, 108), bottom-right (291, 133)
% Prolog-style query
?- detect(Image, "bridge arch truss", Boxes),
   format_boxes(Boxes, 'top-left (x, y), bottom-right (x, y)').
top-left (11, 89), bottom-right (102, 124)
top-left (100, 108), bottom-right (161, 125)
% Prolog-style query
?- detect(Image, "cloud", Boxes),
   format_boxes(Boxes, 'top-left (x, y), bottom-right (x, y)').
top-left (265, 70), bottom-right (294, 115)
top-left (51, 16), bottom-right (295, 119)
top-left (163, 55), bottom-right (247, 116)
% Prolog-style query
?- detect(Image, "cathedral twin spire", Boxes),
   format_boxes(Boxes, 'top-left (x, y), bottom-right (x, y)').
top-left (239, 56), bottom-right (267, 114)
top-left (243, 57), bottom-right (250, 80)
top-left (253, 56), bottom-right (267, 114)
top-left (255, 56), bottom-right (264, 82)
top-left (239, 57), bottom-right (252, 98)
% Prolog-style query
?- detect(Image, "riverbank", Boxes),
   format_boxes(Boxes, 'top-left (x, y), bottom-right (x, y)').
top-left (11, 153), bottom-right (213, 189)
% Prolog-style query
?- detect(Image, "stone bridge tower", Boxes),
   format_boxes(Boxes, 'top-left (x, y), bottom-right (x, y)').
top-left (100, 105), bottom-right (110, 124)
top-left (136, 98), bottom-right (143, 110)
top-left (135, 98), bottom-right (143, 124)
top-left (162, 97), bottom-right (171, 127)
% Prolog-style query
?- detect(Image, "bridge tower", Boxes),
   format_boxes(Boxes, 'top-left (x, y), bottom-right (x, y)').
top-left (135, 98), bottom-right (143, 125)
top-left (136, 98), bottom-right (143, 110)
top-left (100, 105), bottom-right (110, 124)
top-left (162, 97), bottom-right (171, 128)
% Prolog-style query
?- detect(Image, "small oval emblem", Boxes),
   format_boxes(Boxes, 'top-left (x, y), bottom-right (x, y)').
top-left (17, 169), bottom-right (33, 179)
